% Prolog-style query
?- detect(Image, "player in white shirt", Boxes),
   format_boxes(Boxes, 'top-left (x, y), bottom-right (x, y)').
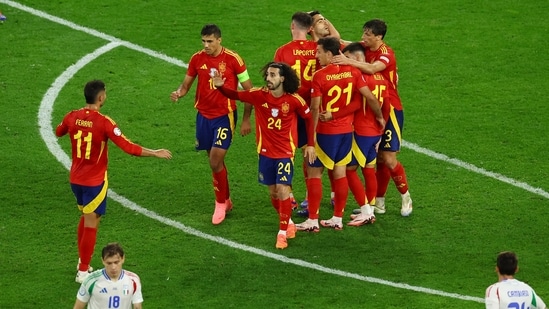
top-left (74, 243), bottom-right (143, 309)
top-left (485, 251), bottom-right (547, 309)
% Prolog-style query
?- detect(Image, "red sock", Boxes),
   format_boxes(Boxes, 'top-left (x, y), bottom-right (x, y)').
top-left (327, 169), bottom-right (335, 193)
top-left (346, 169), bottom-right (366, 206)
top-left (306, 178), bottom-right (322, 219)
top-left (332, 177), bottom-right (348, 217)
top-left (271, 197), bottom-right (280, 213)
top-left (376, 161), bottom-right (391, 197)
top-left (278, 198), bottom-right (292, 231)
top-left (79, 227), bottom-right (97, 271)
top-left (390, 162), bottom-right (409, 194)
top-left (212, 167), bottom-right (228, 204)
top-left (223, 164), bottom-right (230, 200)
top-left (362, 167), bottom-right (377, 205)
top-left (77, 216), bottom-right (85, 251)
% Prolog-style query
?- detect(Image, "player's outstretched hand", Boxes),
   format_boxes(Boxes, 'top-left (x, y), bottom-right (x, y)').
top-left (211, 70), bottom-right (226, 88)
top-left (154, 149), bottom-right (172, 159)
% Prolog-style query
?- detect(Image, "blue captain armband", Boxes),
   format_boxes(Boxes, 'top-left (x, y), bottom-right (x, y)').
top-left (237, 70), bottom-right (250, 83)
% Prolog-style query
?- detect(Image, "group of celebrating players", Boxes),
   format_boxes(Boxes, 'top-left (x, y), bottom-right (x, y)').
top-left (170, 10), bottom-right (413, 250)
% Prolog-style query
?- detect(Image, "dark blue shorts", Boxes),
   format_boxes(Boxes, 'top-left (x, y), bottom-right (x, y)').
top-left (310, 132), bottom-right (353, 169)
top-left (258, 155), bottom-right (294, 186)
top-left (195, 111), bottom-right (237, 151)
top-left (350, 134), bottom-right (381, 167)
top-left (379, 108), bottom-right (404, 152)
top-left (71, 181), bottom-right (108, 215)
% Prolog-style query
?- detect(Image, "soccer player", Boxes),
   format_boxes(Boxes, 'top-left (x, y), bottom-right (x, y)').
top-left (273, 12), bottom-right (318, 210)
top-left (308, 10), bottom-right (341, 42)
top-left (170, 24), bottom-right (253, 225)
top-left (73, 243), bottom-right (143, 309)
top-left (321, 42), bottom-right (391, 226)
top-left (55, 80), bottom-right (172, 283)
top-left (296, 37), bottom-right (384, 232)
top-left (332, 19), bottom-right (413, 217)
top-left (485, 251), bottom-right (547, 309)
top-left (212, 62), bottom-right (315, 249)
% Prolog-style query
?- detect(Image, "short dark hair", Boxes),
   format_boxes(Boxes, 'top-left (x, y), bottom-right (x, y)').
top-left (102, 242), bottom-right (125, 259)
top-left (84, 80), bottom-right (105, 104)
top-left (317, 37), bottom-right (340, 56)
top-left (261, 62), bottom-right (300, 94)
top-left (292, 12), bottom-right (313, 30)
top-left (363, 19), bottom-right (387, 39)
top-left (308, 10), bottom-right (320, 18)
top-left (497, 251), bottom-right (518, 276)
top-left (342, 42), bottom-right (366, 55)
top-left (201, 24), bottom-right (221, 38)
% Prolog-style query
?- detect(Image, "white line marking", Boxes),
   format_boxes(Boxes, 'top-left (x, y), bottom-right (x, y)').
top-left (11, 0), bottom-right (546, 303)
top-left (403, 141), bottom-right (549, 199)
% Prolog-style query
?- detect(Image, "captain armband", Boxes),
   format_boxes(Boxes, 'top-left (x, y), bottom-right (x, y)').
top-left (237, 70), bottom-right (250, 83)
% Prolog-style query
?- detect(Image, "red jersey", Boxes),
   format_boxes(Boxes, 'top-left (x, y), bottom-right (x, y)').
top-left (274, 40), bottom-right (319, 104)
top-left (364, 42), bottom-right (403, 110)
top-left (237, 87), bottom-right (312, 159)
top-left (311, 64), bottom-right (368, 134)
top-left (55, 108), bottom-right (143, 186)
top-left (186, 47), bottom-right (248, 119)
top-left (353, 73), bottom-right (392, 136)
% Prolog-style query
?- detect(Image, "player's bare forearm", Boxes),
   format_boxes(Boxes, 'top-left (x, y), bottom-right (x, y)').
top-left (141, 148), bottom-right (173, 159)
top-left (240, 103), bottom-right (253, 136)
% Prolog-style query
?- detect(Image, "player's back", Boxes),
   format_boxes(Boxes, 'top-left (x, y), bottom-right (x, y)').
top-left (312, 64), bottom-right (364, 134)
top-left (353, 73), bottom-right (390, 136)
top-left (63, 108), bottom-right (111, 185)
top-left (485, 279), bottom-right (546, 309)
top-left (274, 40), bottom-right (319, 103)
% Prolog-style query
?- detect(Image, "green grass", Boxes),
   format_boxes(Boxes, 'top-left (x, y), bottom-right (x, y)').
top-left (1, 0), bottom-right (548, 308)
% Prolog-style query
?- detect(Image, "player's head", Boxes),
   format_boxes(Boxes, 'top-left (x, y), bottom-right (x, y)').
top-left (362, 19), bottom-right (387, 47)
top-left (342, 42), bottom-right (366, 62)
top-left (291, 12), bottom-right (313, 32)
top-left (201, 24), bottom-right (222, 56)
top-left (316, 37), bottom-right (340, 66)
top-left (496, 251), bottom-right (518, 276)
top-left (84, 80), bottom-right (106, 105)
top-left (101, 243), bottom-right (126, 279)
top-left (308, 10), bottom-right (329, 39)
top-left (261, 62), bottom-right (300, 94)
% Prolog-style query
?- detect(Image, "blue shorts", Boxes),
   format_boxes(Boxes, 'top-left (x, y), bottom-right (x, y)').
top-left (71, 181), bottom-right (108, 215)
top-left (350, 134), bottom-right (381, 167)
top-left (195, 111), bottom-right (237, 151)
top-left (310, 132), bottom-right (353, 169)
top-left (258, 155), bottom-right (294, 186)
top-left (379, 108), bottom-right (404, 152)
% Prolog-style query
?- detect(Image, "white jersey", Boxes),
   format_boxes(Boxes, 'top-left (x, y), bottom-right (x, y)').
top-left (485, 279), bottom-right (546, 309)
top-left (76, 269), bottom-right (143, 309)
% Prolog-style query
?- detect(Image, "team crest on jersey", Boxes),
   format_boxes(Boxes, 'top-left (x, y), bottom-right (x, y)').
top-left (218, 61), bottom-right (227, 74)
top-left (123, 284), bottom-right (130, 295)
top-left (271, 108), bottom-right (279, 117)
top-left (281, 102), bottom-right (290, 114)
